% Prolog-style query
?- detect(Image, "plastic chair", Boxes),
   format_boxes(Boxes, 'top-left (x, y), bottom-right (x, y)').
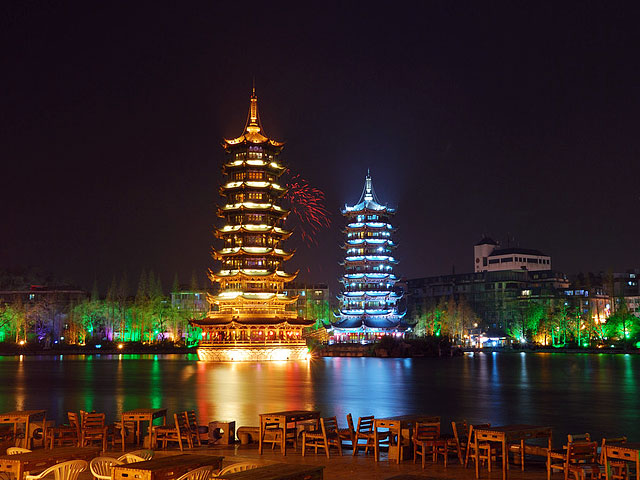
top-left (116, 453), bottom-right (146, 463)
top-left (175, 465), bottom-right (215, 480)
top-left (214, 463), bottom-right (260, 476)
top-left (89, 457), bottom-right (123, 480)
top-left (6, 447), bottom-right (31, 455)
top-left (25, 459), bottom-right (87, 480)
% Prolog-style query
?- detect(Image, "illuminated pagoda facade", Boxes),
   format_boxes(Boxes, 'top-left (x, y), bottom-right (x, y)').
top-left (329, 173), bottom-right (407, 343)
top-left (191, 90), bottom-right (314, 361)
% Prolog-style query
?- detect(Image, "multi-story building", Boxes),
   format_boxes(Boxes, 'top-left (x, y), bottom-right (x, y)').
top-left (283, 282), bottom-right (330, 327)
top-left (328, 172), bottom-right (406, 343)
top-left (190, 90), bottom-right (313, 361)
top-left (474, 237), bottom-right (551, 273)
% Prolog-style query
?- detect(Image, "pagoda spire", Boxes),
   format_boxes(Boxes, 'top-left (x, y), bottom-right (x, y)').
top-left (245, 83), bottom-right (262, 135)
top-left (364, 171), bottom-right (373, 201)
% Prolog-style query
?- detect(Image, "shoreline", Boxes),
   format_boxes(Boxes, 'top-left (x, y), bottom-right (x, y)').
top-left (0, 345), bottom-right (637, 357)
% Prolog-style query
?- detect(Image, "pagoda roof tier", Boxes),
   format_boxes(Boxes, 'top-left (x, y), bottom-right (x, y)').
top-left (340, 291), bottom-right (402, 299)
top-left (210, 291), bottom-right (298, 305)
top-left (220, 180), bottom-right (286, 193)
top-left (223, 89), bottom-right (285, 149)
top-left (223, 159), bottom-right (286, 173)
top-left (192, 316), bottom-right (314, 328)
top-left (211, 269), bottom-right (298, 281)
top-left (212, 246), bottom-right (294, 261)
top-left (342, 173), bottom-right (396, 215)
top-left (215, 224), bottom-right (292, 239)
top-left (341, 273), bottom-right (397, 282)
top-left (344, 221), bottom-right (394, 230)
top-left (330, 314), bottom-right (408, 331)
top-left (219, 202), bottom-right (288, 214)
top-left (345, 238), bottom-right (395, 247)
top-left (343, 255), bottom-right (397, 263)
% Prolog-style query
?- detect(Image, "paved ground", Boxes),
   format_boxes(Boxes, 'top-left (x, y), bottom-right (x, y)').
top-left (95, 443), bottom-right (553, 480)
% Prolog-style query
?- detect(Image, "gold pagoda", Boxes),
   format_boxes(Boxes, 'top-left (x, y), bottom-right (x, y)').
top-left (191, 89), bottom-right (314, 361)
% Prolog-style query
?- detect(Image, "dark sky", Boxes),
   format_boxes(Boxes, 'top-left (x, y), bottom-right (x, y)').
top-left (2, 2), bottom-right (639, 294)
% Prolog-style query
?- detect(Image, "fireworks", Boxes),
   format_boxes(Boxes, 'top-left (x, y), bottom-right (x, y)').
top-left (284, 173), bottom-right (331, 246)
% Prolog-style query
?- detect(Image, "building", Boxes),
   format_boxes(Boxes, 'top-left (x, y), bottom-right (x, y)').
top-left (190, 89), bottom-right (313, 361)
top-left (474, 237), bottom-right (551, 273)
top-left (170, 289), bottom-right (208, 315)
top-left (283, 282), bottom-right (330, 327)
top-left (328, 172), bottom-right (406, 343)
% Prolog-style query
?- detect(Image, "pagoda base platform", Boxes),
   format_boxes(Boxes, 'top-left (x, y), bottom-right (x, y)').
top-left (197, 344), bottom-right (310, 362)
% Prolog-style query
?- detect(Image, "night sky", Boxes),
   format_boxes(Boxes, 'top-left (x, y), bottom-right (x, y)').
top-left (2, 2), bottom-right (639, 294)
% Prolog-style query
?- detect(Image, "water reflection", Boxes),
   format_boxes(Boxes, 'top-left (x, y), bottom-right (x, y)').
top-left (0, 353), bottom-right (637, 446)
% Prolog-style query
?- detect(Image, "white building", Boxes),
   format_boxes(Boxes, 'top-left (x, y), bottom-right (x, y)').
top-left (474, 237), bottom-right (551, 273)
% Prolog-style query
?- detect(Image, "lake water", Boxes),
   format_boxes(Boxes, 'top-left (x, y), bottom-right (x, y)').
top-left (0, 352), bottom-right (636, 445)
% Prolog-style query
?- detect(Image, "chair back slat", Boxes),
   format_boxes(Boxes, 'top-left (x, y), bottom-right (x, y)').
top-left (568, 433), bottom-right (591, 443)
top-left (321, 417), bottom-right (339, 435)
top-left (567, 441), bottom-right (598, 464)
top-left (357, 416), bottom-right (374, 434)
top-left (82, 413), bottom-right (105, 429)
top-left (415, 421), bottom-right (440, 440)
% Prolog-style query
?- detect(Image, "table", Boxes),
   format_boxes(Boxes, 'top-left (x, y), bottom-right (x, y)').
top-left (0, 446), bottom-right (100, 480)
top-left (121, 408), bottom-right (167, 446)
top-left (374, 415), bottom-right (440, 462)
top-left (474, 424), bottom-right (553, 480)
top-left (258, 410), bottom-right (320, 456)
top-left (217, 463), bottom-right (324, 479)
top-left (112, 454), bottom-right (223, 480)
top-left (605, 442), bottom-right (640, 480)
top-left (0, 410), bottom-right (47, 449)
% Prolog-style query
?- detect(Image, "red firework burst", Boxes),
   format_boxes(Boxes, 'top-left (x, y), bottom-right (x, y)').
top-left (284, 173), bottom-right (331, 246)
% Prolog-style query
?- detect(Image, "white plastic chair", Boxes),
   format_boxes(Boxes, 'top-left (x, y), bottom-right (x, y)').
top-left (89, 457), bottom-right (122, 480)
top-left (126, 449), bottom-right (154, 460)
top-left (25, 459), bottom-right (87, 480)
top-left (6, 447), bottom-right (32, 455)
top-left (175, 465), bottom-right (215, 480)
top-left (116, 453), bottom-right (146, 464)
top-left (214, 463), bottom-right (260, 476)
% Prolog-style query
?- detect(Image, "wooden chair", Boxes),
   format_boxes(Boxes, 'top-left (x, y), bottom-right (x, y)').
top-left (261, 416), bottom-right (296, 452)
top-left (465, 424), bottom-right (493, 470)
top-left (374, 419), bottom-right (402, 463)
top-left (25, 460), bottom-right (87, 480)
top-left (152, 412), bottom-right (192, 451)
top-left (600, 437), bottom-right (628, 480)
top-left (548, 434), bottom-right (596, 480)
top-left (214, 463), bottom-right (260, 476)
top-left (185, 411), bottom-right (202, 447)
top-left (48, 412), bottom-right (81, 449)
top-left (337, 414), bottom-right (355, 449)
top-left (413, 421), bottom-right (443, 468)
top-left (80, 412), bottom-right (108, 452)
top-left (111, 420), bottom-right (136, 452)
top-left (352, 416), bottom-right (379, 457)
top-left (175, 465), bottom-right (215, 480)
top-left (301, 416), bottom-right (343, 458)
top-left (90, 457), bottom-right (123, 480)
top-left (452, 421), bottom-right (469, 465)
top-left (566, 441), bottom-right (604, 480)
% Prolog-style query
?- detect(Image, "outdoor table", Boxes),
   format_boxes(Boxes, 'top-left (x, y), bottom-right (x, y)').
top-left (217, 463), bottom-right (324, 479)
top-left (0, 410), bottom-right (47, 449)
top-left (474, 424), bottom-right (553, 480)
top-left (605, 442), bottom-right (640, 480)
top-left (121, 408), bottom-right (167, 446)
top-left (258, 410), bottom-right (320, 456)
top-left (111, 454), bottom-right (223, 480)
top-left (0, 446), bottom-right (100, 480)
top-left (374, 414), bottom-right (439, 462)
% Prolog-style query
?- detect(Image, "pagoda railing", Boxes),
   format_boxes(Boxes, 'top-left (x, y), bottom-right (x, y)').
top-left (199, 338), bottom-right (306, 347)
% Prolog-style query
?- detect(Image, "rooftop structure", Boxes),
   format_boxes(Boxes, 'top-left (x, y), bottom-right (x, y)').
top-left (474, 237), bottom-right (551, 273)
top-left (328, 172), bottom-right (407, 343)
top-left (190, 89), bottom-right (313, 361)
